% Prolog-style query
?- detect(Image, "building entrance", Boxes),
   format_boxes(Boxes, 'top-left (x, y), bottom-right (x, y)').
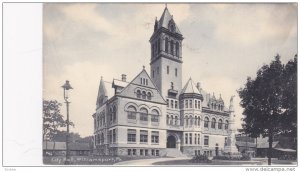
top-left (167, 135), bottom-right (177, 148)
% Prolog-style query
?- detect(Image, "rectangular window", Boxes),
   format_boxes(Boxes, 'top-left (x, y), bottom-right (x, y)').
top-left (133, 149), bottom-right (136, 155)
top-left (204, 136), bottom-right (209, 146)
top-left (140, 130), bottom-right (148, 143)
top-left (151, 149), bottom-right (155, 156)
top-left (189, 100), bottom-right (192, 108)
top-left (146, 79), bottom-right (148, 86)
top-left (166, 99), bottom-right (169, 108)
top-left (225, 137), bottom-right (228, 146)
top-left (185, 100), bottom-right (188, 108)
top-left (127, 149), bottom-right (131, 155)
top-left (145, 149), bottom-right (149, 156)
top-left (140, 78), bottom-right (143, 85)
top-left (189, 133), bottom-right (192, 144)
top-left (185, 133), bottom-right (188, 144)
top-left (195, 133), bottom-right (197, 145)
top-left (198, 134), bottom-right (200, 145)
top-left (140, 113), bottom-right (148, 121)
top-left (198, 101), bottom-right (201, 109)
top-left (140, 149), bottom-right (144, 156)
top-left (175, 68), bottom-right (178, 77)
top-left (195, 150), bottom-right (197, 155)
top-left (195, 100), bottom-right (197, 109)
top-left (175, 101), bottom-right (178, 109)
top-left (155, 150), bottom-right (159, 156)
top-left (171, 100), bottom-right (174, 108)
top-left (151, 131), bottom-right (159, 143)
top-left (167, 66), bottom-right (169, 74)
top-left (127, 129), bottom-right (136, 143)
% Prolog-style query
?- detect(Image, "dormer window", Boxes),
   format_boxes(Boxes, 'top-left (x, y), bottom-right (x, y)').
top-left (169, 24), bottom-right (175, 32)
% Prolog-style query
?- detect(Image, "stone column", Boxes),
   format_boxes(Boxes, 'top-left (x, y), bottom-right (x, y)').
top-left (224, 96), bottom-right (239, 154)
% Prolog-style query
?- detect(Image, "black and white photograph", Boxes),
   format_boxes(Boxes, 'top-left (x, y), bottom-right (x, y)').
top-left (2, 1), bottom-right (298, 170)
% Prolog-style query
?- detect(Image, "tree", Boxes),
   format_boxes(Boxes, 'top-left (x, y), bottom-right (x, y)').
top-left (43, 100), bottom-right (74, 154)
top-left (238, 55), bottom-right (297, 165)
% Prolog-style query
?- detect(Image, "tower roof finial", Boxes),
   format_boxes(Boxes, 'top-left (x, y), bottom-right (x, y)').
top-left (143, 65), bottom-right (145, 70)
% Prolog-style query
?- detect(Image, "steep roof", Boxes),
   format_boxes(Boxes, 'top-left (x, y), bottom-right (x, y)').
top-left (96, 76), bottom-right (108, 107)
top-left (157, 7), bottom-right (181, 34)
top-left (181, 78), bottom-right (201, 95)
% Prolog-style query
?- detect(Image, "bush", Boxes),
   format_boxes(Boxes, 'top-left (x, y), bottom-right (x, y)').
top-left (213, 153), bottom-right (251, 161)
top-left (190, 154), bottom-right (212, 163)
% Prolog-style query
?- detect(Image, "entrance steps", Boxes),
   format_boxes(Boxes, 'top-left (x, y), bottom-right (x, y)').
top-left (165, 148), bottom-right (187, 158)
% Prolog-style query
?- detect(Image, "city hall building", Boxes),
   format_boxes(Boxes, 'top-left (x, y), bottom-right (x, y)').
top-left (92, 7), bottom-right (236, 157)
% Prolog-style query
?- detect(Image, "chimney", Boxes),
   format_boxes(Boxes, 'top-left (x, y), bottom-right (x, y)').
top-left (121, 74), bottom-right (127, 82)
top-left (196, 82), bottom-right (201, 91)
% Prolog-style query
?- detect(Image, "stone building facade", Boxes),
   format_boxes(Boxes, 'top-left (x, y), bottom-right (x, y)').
top-left (92, 7), bottom-right (235, 157)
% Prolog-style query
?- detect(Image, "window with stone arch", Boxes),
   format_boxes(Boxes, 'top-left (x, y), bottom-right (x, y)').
top-left (147, 92), bottom-right (152, 100)
top-left (127, 105), bottom-right (137, 120)
top-left (140, 108), bottom-right (148, 122)
top-left (185, 116), bottom-right (188, 126)
top-left (166, 115), bottom-right (170, 125)
top-left (225, 120), bottom-right (229, 130)
top-left (218, 119), bottom-right (223, 129)
top-left (171, 115), bottom-right (174, 125)
top-left (136, 90), bottom-right (141, 99)
top-left (142, 91), bottom-right (147, 99)
top-left (165, 37), bottom-right (169, 53)
top-left (112, 106), bottom-right (117, 123)
top-left (211, 118), bottom-right (216, 128)
top-left (204, 117), bottom-right (209, 128)
top-left (151, 109), bottom-right (159, 123)
top-left (175, 116), bottom-right (178, 125)
top-left (176, 42), bottom-right (179, 56)
top-left (189, 115), bottom-right (193, 126)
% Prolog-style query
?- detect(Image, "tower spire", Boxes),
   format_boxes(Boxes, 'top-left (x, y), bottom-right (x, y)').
top-left (96, 76), bottom-right (108, 109)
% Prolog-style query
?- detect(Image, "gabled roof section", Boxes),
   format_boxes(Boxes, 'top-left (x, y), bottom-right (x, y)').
top-left (181, 78), bottom-right (201, 95)
top-left (117, 68), bottom-right (166, 104)
top-left (158, 7), bottom-right (181, 34)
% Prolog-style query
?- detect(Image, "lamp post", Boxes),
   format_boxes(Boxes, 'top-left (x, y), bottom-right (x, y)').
top-left (62, 80), bottom-right (73, 165)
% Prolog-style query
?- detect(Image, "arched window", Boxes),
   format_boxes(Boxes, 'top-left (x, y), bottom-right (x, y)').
top-left (204, 117), bottom-right (209, 128)
top-left (175, 116), bottom-right (178, 125)
top-left (171, 115), bottom-right (174, 125)
top-left (112, 106), bottom-right (117, 123)
top-left (165, 37), bottom-right (169, 53)
top-left (176, 42), bottom-right (179, 56)
top-left (194, 116), bottom-right (197, 125)
top-left (225, 120), bottom-right (229, 130)
top-left (136, 90), bottom-right (141, 99)
top-left (185, 116), bottom-right (188, 126)
top-left (127, 105), bottom-right (137, 120)
top-left (142, 91), bottom-right (146, 99)
top-left (170, 40), bottom-right (174, 55)
top-left (189, 116), bottom-right (193, 126)
top-left (211, 118), bottom-right (216, 128)
top-left (151, 109), bottom-right (159, 123)
top-left (140, 108), bottom-right (148, 122)
top-left (167, 115), bottom-right (170, 125)
top-left (147, 92), bottom-right (151, 100)
top-left (198, 117), bottom-right (201, 126)
top-left (218, 119), bottom-right (223, 129)
top-left (101, 133), bottom-right (104, 144)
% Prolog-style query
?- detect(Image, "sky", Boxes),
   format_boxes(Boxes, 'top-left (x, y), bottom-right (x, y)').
top-left (43, 3), bottom-right (297, 137)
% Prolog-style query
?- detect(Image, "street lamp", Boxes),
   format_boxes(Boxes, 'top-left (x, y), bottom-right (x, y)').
top-left (62, 80), bottom-right (73, 165)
